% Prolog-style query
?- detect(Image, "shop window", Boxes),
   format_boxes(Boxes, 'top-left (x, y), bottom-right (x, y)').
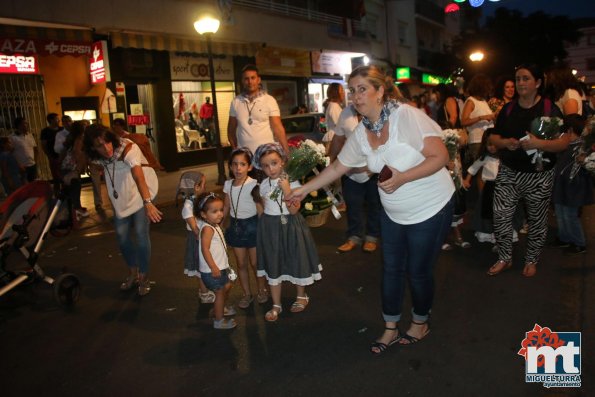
top-left (172, 81), bottom-right (235, 153)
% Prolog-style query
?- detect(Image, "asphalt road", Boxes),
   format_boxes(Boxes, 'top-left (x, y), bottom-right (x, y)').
top-left (0, 203), bottom-right (592, 397)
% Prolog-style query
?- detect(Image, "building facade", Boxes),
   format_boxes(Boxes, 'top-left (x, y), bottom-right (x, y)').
top-left (1, 0), bottom-right (460, 171)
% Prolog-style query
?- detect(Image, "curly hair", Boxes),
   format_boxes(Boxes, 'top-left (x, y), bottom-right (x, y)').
top-left (83, 124), bottom-right (122, 160)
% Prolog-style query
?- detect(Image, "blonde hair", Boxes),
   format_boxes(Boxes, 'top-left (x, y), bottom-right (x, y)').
top-left (348, 65), bottom-right (405, 103)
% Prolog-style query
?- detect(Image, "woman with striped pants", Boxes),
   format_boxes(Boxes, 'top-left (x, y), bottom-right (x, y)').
top-left (487, 64), bottom-right (569, 277)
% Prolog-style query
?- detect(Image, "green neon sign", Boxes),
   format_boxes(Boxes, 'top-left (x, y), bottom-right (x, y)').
top-left (422, 73), bottom-right (447, 85)
top-left (396, 67), bottom-right (410, 80)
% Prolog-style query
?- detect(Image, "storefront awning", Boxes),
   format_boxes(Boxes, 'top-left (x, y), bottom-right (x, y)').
top-left (110, 32), bottom-right (259, 57)
top-left (0, 24), bottom-right (92, 41)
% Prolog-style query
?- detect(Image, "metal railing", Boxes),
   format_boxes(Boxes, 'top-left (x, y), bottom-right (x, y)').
top-left (233, 0), bottom-right (365, 31)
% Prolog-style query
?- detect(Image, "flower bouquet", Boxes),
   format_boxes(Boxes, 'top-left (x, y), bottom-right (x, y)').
top-left (579, 116), bottom-right (595, 177)
top-left (269, 139), bottom-right (328, 201)
top-left (300, 189), bottom-right (335, 227)
top-left (441, 129), bottom-right (462, 189)
top-left (526, 116), bottom-right (563, 171)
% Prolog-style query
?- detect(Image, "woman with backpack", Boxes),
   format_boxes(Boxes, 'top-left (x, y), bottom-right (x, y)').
top-left (84, 124), bottom-right (162, 295)
top-left (487, 64), bottom-right (569, 278)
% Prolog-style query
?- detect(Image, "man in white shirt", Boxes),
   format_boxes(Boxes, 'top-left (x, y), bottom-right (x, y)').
top-left (54, 115), bottom-right (73, 155)
top-left (9, 117), bottom-right (37, 182)
top-left (228, 64), bottom-right (289, 156)
top-left (329, 104), bottom-right (381, 253)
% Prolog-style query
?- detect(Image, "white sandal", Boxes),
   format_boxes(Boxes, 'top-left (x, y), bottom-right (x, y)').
top-left (265, 305), bottom-right (282, 322)
top-left (290, 295), bottom-right (310, 313)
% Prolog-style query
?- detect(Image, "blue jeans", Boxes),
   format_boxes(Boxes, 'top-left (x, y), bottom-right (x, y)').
top-left (114, 207), bottom-right (151, 274)
top-left (380, 198), bottom-right (453, 323)
top-left (342, 175), bottom-right (381, 242)
top-left (555, 204), bottom-right (586, 246)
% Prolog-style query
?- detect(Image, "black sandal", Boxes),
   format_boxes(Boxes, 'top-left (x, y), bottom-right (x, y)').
top-left (399, 320), bottom-right (430, 345)
top-left (370, 326), bottom-right (401, 355)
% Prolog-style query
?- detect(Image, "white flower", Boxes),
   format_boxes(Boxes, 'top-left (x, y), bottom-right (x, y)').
top-left (304, 202), bottom-right (314, 211)
top-left (324, 156), bottom-right (330, 166)
top-left (326, 197), bottom-right (332, 202)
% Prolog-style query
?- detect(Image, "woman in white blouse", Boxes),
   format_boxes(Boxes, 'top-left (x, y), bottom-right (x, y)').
top-left (546, 67), bottom-right (584, 116)
top-left (84, 125), bottom-right (162, 296)
top-left (287, 65), bottom-right (454, 354)
top-left (323, 83), bottom-right (345, 147)
top-left (461, 74), bottom-right (496, 163)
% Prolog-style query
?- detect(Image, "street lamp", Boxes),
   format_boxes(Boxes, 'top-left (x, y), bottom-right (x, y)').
top-left (194, 15), bottom-right (226, 185)
top-left (469, 51), bottom-right (485, 62)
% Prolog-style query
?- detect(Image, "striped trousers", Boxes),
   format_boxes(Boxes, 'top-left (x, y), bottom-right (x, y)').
top-left (493, 165), bottom-right (554, 264)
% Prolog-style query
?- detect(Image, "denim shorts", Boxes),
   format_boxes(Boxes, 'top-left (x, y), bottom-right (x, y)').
top-left (200, 268), bottom-right (230, 291)
top-left (224, 215), bottom-right (257, 248)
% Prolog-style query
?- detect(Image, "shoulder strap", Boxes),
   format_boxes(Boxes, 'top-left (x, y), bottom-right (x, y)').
top-left (543, 98), bottom-right (551, 116)
top-left (505, 100), bottom-right (516, 117)
top-left (119, 142), bottom-right (134, 161)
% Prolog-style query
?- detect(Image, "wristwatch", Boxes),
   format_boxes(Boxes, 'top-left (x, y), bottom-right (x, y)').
top-left (143, 198), bottom-right (153, 205)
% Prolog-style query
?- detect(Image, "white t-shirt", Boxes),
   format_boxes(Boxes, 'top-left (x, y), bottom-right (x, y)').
top-left (335, 105), bottom-right (370, 183)
top-left (182, 197), bottom-right (197, 231)
top-left (229, 92), bottom-right (281, 154)
top-left (323, 101), bottom-right (342, 143)
top-left (54, 128), bottom-right (69, 154)
top-left (260, 178), bottom-right (301, 216)
top-left (465, 97), bottom-right (493, 144)
top-left (98, 140), bottom-right (158, 218)
top-left (556, 89), bottom-right (583, 115)
top-left (338, 104), bottom-right (454, 225)
top-left (223, 176), bottom-right (258, 219)
top-left (9, 133), bottom-right (36, 167)
top-left (198, 221), bottom-right (229, 273)
top-left (467, 156), bottom-right (500, 182)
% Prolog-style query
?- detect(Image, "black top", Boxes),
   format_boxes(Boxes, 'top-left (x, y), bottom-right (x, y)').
top-left (40, 127), bottom-right (59, 159)
top-left (436, 99), bottom-right (461, 130)
top-left (494, 98), bottom-right (563, 173)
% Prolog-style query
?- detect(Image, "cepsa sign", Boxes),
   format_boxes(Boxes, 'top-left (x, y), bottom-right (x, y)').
top-left (0, 53), bottom-right (39, 74)
top-left (89, 41), bottom-right (111, 84)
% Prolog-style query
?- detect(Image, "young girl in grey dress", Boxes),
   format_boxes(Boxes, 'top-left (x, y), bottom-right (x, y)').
top-left (253, 143), bottom-right (322, 322)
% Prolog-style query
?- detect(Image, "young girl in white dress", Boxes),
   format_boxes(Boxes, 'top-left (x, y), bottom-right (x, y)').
top-left (181, 173), bottom-right (216, 304)
top-left (252, 143), bottom-right (322, 322)
top-left (197, 192), bottom-right (237, 330)
top-left (223, 147), bottom-right (268, 309)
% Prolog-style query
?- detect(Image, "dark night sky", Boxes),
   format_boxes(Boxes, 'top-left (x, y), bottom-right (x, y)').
top-left (481, 0), bottom-right (595, 20)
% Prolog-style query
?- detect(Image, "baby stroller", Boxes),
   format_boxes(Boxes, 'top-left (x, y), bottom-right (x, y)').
top-left (174, 170), bottom-right (204, 207)
top-left (0, 181), bottom-right (81, 306)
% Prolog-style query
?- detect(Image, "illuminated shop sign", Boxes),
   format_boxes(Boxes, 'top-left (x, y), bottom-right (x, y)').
top-left (0, 38), bottom-right (92, 57)
top-left (396, 67), bottom-right (410, 81)
top-left (422, 73), bottom-right (448, 85)
top-left (0, 53), bottom-right (39, 74)
top-left (89, 41), bottom-right (111, 84)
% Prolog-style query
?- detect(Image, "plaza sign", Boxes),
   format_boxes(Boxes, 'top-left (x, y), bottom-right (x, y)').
top-left (0, 37), bottom-right (92, 57)
top-left (0, 53), bottom-right (39, 74)
top-left (396, 67), bottom-right (410, 81)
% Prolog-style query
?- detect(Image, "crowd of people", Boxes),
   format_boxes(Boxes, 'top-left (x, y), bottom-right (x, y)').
top-left (2, 63), bottom-right (592, 350)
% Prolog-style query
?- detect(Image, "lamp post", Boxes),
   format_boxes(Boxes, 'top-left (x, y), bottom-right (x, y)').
top-left (194, 15), bottom-right (226, 185)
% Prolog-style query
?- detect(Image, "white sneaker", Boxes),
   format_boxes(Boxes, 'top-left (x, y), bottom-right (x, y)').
top-left (199, 290), bottom-right (216, 304)
top-left (213, 318), bottom-right (237, 330)
top-left (75, 208), bottom-right (90, 218)
top-left (224, 305), bottom-right (236, 316)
